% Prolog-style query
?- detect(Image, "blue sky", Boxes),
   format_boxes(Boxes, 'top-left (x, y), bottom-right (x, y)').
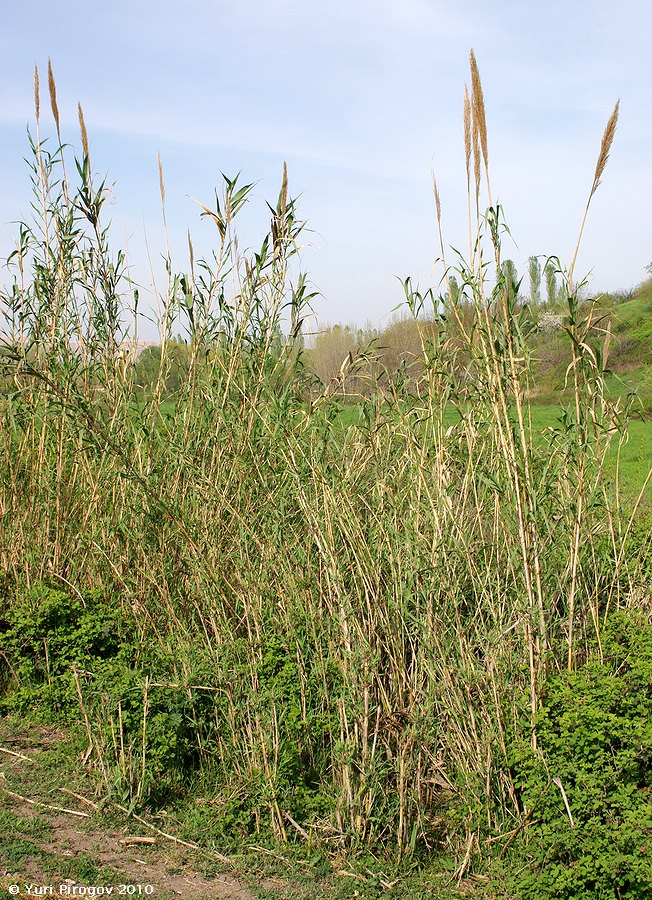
top-left (1, 0), bottom-right (651, 336)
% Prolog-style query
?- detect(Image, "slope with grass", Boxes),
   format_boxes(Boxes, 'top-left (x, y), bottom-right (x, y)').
top-left (530, 280), bottom-right (652, 416)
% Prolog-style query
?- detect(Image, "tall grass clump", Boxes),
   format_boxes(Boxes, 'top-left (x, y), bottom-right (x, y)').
top-left (1, 57), bottom-right (650, 891)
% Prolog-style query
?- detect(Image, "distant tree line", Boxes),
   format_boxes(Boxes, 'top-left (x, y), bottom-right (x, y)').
top-left (93, 252), bottom-right (643, 401)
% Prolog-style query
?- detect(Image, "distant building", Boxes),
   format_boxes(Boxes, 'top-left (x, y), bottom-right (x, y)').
top-left (537, 313), bottom-right (564, 333)
top-left (118, 339), bottom-right (158, 358)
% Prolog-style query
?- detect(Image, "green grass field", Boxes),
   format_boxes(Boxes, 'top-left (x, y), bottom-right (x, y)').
top-left (336, 401), bottom-right (652, 510)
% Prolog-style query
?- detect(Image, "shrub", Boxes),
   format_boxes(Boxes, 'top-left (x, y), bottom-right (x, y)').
top-left (0, 584), bottom-right (127, 717)
top-left (0, 583), bottom-right (342, 823)
top-left (0, 584), bottom-right (205, 803)
top-left (502, 612), bottom-right (652, 898)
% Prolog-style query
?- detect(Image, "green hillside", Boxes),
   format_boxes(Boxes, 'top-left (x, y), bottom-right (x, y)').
top-left (530, 279), bottom-right (652, 415)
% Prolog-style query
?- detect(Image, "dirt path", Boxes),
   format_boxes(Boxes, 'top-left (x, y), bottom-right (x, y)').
top-left (0, 719), bottom-right (473, 899)
top-left (0, 723), bottom-right (258, 899)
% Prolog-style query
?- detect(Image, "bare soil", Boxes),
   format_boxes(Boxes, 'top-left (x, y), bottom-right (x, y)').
top-left (0, 723), bottom-right (257, 899)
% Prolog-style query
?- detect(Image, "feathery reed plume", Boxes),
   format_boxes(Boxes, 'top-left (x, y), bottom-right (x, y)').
top-left (280, 160), bottom-right (288, 217)
top-left (32, 63), bottom-right (50, 247)
top-left (47, 59), bottom-right (61, 139)
top-left (47, 59), bottom-right (69, 204)
top-left (469, 49), bottom-right (492, 207)
top-left (469, 51), bottom-right (487, 166)
top-left (157, 152), bottom-right (166, 208)
top-left (188, 229), bottom-right (194, 274)
top-left (569, 100), bottom-right (620, 290)
top-left (473, 109), bottom-right (481, 209)
top-left (463, 84), bottom-right (471, 184)
top-left (78, 103), bottom-right (89, 161)
top-left (432, 171), bottom-right (441, 225)
top-left (432, 169), bottom-right (449, 288)
top-left (591, 100), bottom-right (619, 199)
top-left (464, 84), bottom-right (473, 261)
top-left (272, 161), bottom-right (289, 263)
top-left (34, 65), bottom-right (40, 122)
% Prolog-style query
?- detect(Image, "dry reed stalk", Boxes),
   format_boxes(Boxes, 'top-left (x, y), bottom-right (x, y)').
top-left (449, 255), bottom-right (545, 747)
top-left (565, 103), bottom-right (619, 668)
top-left (113, 802), bottom-right (233, 865)
top-left (138, 675), bottom-right (150, 802)
top-left (463, 65), bottom-right (547, 699)
top-left (0, 786), bottom-right (90, 818)
top-left (59, 788), bottom-right (99, 809)
top-left (154, 151), bottom-right (174, 400)
top-left (0, 746), bottom-right (33, 762)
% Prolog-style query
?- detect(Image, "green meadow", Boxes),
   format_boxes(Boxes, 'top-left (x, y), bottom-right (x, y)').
top-left (336, 402), bottom-right (651, 510)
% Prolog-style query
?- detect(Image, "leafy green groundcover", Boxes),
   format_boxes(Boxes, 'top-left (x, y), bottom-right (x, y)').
top-left (0, 585), bottom-right (210, 801)
top-left (0, 584), bottom-right (127, 715)
top-left (0, 584), bottom-right (337, 834)
top-left (3, 583), bottom-right (652, 896)
top-left (500, 612), bottom-right (652, 899)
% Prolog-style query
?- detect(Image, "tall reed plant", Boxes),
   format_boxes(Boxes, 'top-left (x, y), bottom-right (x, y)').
top-left (1, 56), bottom-right (648, 883)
